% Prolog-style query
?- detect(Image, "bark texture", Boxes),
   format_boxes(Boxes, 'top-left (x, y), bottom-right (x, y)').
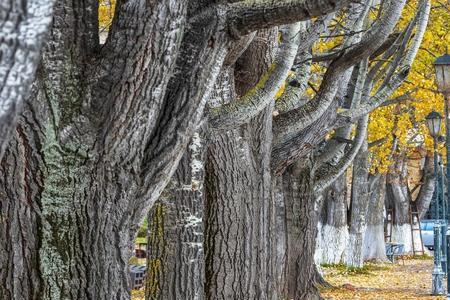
top-left (0, 0), bottom-right (55, 156)
top-left (146, 132), bottom-right (206, 300)
top-left (205, 29), bottom-right (278, 299)
top-left (316, 174), bottom-right (348, 265)
top-left (345, 140), bottom-right (369, 268)
top-left (0, 0), bottom-right (224, 299)
top-left (363, 175), bottom-right (388, 261)
top-left (283, 161), bottom-right (321, 300)
top-left (0, 0), bottom-right (429, 299)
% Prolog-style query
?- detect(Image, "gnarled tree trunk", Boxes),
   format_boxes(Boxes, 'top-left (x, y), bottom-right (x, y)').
top-left (316, 174), bottom-right (348, 265)
top-left (363, 175), bottom-right (388, 261)
top-left (283, 160), bottom-right (322, 300)
top-left (146, 131), bottom-right (206, 300)
top-left (204, 30), bottom-right (278, 298)
top-left (345, 139), bottom-right (369, 268)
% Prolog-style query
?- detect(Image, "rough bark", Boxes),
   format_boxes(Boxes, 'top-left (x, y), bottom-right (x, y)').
top-left (0, 0), bottom-right (55, 156)
top-left (363, 175), bottom-right (388, 261)
top-left (0, 0), bottom-right (223, 299)
top-left (345, 140), bottom-right (369, 268)
top-left (0, 0), bottom-right (429, 299)
top-left (227, 0), bottom-right (358, 37)
top-left (204, 29), bottom-right (277, 299)
top-left (283, 160), bottom-right (321, 300)
top-left (316, 174), bottom-right (348, 265)
top-left (273, 177), bottom-right (287, 296)
top-left (146, 131), bottom-right (206, 300)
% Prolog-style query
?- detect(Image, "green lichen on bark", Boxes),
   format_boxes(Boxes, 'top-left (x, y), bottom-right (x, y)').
top-left (38, 64), bottom-right (89, 299)
top-left (146, 202), bottom-right (166, 300)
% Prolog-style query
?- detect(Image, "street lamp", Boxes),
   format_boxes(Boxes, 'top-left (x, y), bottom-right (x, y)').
top-left (434, 54), bottom-right (450, 94)
top-left (435, 54), bottom-right (450, 299)
top-left (434, 53), bottom-right (450, 298)
top-left (427, 112), bottom-right (443, 137)
top-left (434, 54), bottom-right (450, 223)
top-left (427, 111), bottom-right (445, 295)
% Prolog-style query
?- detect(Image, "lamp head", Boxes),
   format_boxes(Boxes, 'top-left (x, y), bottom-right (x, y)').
top-left (434, 54), bottom-right (450, 94)
top-left (426, 111), bottom-right (443, 138)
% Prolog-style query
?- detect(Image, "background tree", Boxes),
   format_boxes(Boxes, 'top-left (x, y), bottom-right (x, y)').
top-left (0, 0), bottom-right (363, 299)
top-left (146, 0), bottom-right (431, 299)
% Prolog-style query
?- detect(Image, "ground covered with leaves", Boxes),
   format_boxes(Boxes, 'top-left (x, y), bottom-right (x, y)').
top-left (131, 257), bottom-right (444, 299)
top-left (321, 257), bottom-right (445, 299)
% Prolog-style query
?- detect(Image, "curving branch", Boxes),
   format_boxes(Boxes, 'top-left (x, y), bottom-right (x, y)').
top-left (273, 0), bottom-right (404, 143)
top-left (340, 0), bottom-right (430, 121)
top-left (416, 155), bottom-right (436, 218)
top-left (275, 15), bottom-right (334, 114)
top-left (313, 114), bottom-right (369, 194)
top-left (0, 0), bottom-right (55, 158)
top-left (209, 23), bottom-right (301, 131)
top-left (227, 0), bottom-right (358, 37)
top-left (314, 58), bottom-right (368, 167)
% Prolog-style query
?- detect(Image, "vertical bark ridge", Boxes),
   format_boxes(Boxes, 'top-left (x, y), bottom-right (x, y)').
top-left (316, 174), bottom-right (348, 265)
top-left (146, 131), bottom-right (206, 300)
top-left (204, 28), bottom-right (278, 300)
top-left (345, 139), bottom-right (369, 268)
top-left (0, 105), bottom-right (44, 299)
top-left (283, 161), bottom-right (321, 300)
top-left (0, 0), bottom-right (55, 156)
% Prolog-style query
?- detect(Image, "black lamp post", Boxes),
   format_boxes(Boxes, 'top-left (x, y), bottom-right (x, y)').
top-left (434, 53), bottom-right (450, 298)
top-left (427, 111), bottom-right (445, 295)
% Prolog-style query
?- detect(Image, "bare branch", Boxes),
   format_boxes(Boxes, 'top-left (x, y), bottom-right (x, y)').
top-left (273, 0), bottom-right (404, 143)
top-left (340, 0), bottom-right (430, 120)
top-left (209, 23), bottom-right (301, 131)
top-left (314, 59), bottom-right (367, 167)
top-left (227, 0), bottom-right (358, 37)
top-left (276, 16), bottom-right (334, 114)
top-left (313, 115), bottom-right (368, 194)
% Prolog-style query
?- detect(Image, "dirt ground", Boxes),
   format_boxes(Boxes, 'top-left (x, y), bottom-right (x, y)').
top-left (132, 258), bottom-right (446, 299)
top-left (321, 258), bottom-right (446, 300)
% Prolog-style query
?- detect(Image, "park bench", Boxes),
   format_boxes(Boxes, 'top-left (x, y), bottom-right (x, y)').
top-left (385, 242), bottom-right (405, 264)
top-left (130, 265), bottom-right (147, 290)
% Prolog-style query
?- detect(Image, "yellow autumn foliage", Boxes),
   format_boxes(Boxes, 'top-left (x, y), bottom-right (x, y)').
top-left (368, 0), bottom-right (450, 173)
top-left (99, 0), bottom-right (116, 31)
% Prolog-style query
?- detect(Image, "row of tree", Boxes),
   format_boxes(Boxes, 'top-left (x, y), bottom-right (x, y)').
top-left (0, 0), bottom-right (436, 299)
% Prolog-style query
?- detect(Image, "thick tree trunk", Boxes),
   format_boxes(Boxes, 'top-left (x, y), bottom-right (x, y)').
top-left (146, 131), bottom-right (206, 300)
top-left (386, 154), bottom-right (415, 253)
top-left (416, 155), bottom-right (435, 219)
top-left (0, 1), bottom-right (224, 299)
top-left (345, 140), bottom-right (369, 268)
top-left (0, 104), bottom-right (43, 299)
top-left (363, 175), bottom-right (388, 261)
top-left (1, 1), bottom-right (134, 298)
top-left (204, 124), bottom-right (275, 299)
top-left (0, 94), bottom-right (135, 300)
top-left (283, 161), bottom-right (321, 300)
top-left (273, 177), bottom-right (287, 296)
top-left (316, 174), bottom-right (348, 265)
top-left (204, 30), bottom-right (278, 300)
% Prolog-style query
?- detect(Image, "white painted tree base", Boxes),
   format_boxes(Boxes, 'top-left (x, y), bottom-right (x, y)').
top-left (391, 224), bottom-right (412, 252)
top-left (315, 223), bottom-right (348, 265)
top-left (345, 233), bottom-right (364, 268)
top-left (363, 224), bottom-right (388, 261)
